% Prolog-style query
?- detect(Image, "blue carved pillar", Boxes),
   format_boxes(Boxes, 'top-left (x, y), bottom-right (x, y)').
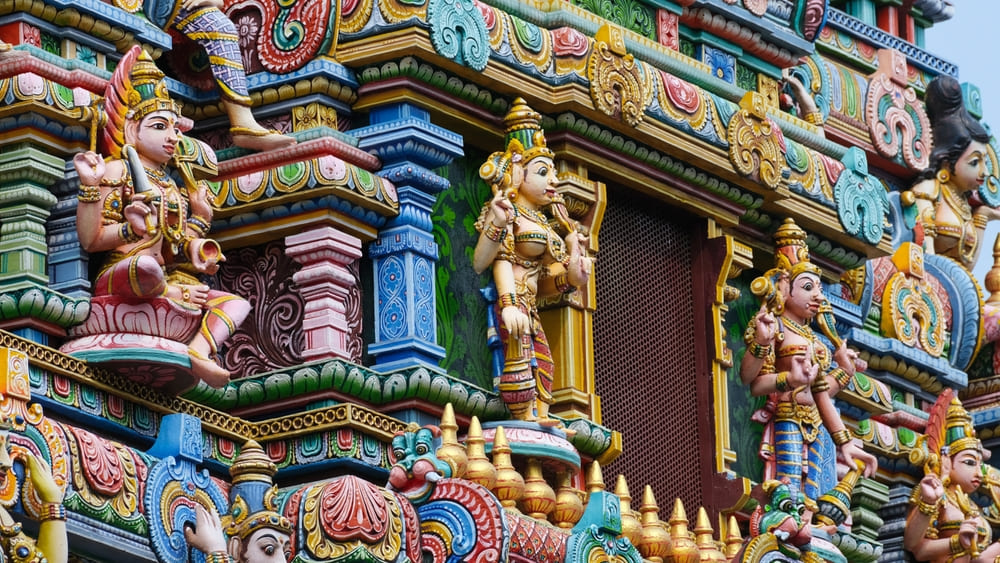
top-left (353, 104), bottom-right (463, 371)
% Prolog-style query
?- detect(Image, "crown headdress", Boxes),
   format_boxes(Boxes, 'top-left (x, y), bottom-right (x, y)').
top-left (773, 218), bottom-right (821, 280)
top-left (479, 98), bottom-right (554, 193)
top-left (222, 440), bottom-right (293, 540)
top-left (102, 46), bottom-right (183, 159)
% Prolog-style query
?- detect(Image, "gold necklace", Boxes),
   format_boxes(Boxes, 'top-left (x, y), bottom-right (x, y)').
top-left (781, 315), bottom-right (815, 340)
top-left (940, 180), bottom-right (972, 221)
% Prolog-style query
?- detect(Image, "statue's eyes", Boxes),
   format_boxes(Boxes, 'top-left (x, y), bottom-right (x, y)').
top-left (416, 444), bottom-right (429, 455)
top-left (393, 448), bottom-right (405, 459)
top-left (778, 499), bottom-right (793, 512)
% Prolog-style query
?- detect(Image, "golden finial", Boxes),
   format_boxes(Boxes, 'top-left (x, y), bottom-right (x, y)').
top-left (520, 457), bottom-right (556, 519)
top-left (724, 515), bottom-right (743, 559)
top-left (638, 486), bottom-right (670, 563)
top-left (988, 233), bottom-right (1000, 304)
top-left (693, 507), bottom-right (726, 563)
top-left (490, 426), bottom-right (524, 509)
top-left (586, 461), bottom-right (606, 494)
top-left (436, 403), bottom-right (467, 479)
top-left (669, 499), bottom-right (699, 563)
top-left (553, 471), bottom-right (584, 529)
top-left (463, 416), bottom-right (496, 489)
top-left (615, 475), bottom-right (642, 546)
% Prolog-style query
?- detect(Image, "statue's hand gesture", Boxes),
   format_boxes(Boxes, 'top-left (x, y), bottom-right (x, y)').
top-left (183, 503), bottom-right (227, 554)
top-left (23, 454), bottom-right (62, 505)
top-left (833, 341), bottom-right (860, 377)
top-left (787, 355), bottom-right (818, 388)
top-left (188, 182), bottom-right (215, 222)
top-left (124, 194), bottom-right (154, 237)
top-left (501, 305), bottom-right (531, 340)
top-left (73, 151), bottom-right (105, 187)
top-left (487, 190), bottom-right (514, 229)
top-left (752, 305), bottom-right (777, 345)
top-left (917, 473), bottom-right (945, 506)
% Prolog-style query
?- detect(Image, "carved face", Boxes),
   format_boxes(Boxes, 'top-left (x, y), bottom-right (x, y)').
top-left (387, 426), bottom-right (450, 504)
top-left (125, 110), bottom-right (180, 169)
top-left (515, 156), bottom-right (557, 210)
top-left (783, 272), bottom-right (823, 323)
top-left (950, 450), bottom-right (984, 494)
top-left (951, 140), bottom-right (988, 194)
top-left (233, 528), bottom-right (291, 563)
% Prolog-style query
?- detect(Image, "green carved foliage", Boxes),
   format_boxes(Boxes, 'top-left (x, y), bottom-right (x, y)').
top-left (725, 273), bottom-right (766, 482)
top-left (433, 152), bottom-right (493, 390)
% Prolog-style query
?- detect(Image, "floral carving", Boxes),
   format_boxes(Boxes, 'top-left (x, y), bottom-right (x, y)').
top-left (217, 242), bottom-right (305, 378)
top-left (657, 10), bottom-right (679, 50)
top-left (882, 271), bottom-right (945, 357)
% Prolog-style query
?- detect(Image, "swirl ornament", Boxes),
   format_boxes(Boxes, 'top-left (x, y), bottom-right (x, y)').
top-left (566, 524), bottom-right (642, 563)
top-left (980, 136), bottom-right (1000, 208)
top-left (427, 0), bottom-right (489, 72)
top-left (882, 270), bottom-right (946, 357)
top-left (727, 92), bottom-right (788, 189)
top-left (249, 0), bottom-right (334, 74)
top-left (145, 457), bottom-right (228, 563)
top-left (794, 0), bottom-right (829, 41)
top-left (418, 479), bottom-right (508, 563)
top-left (864, 49), bottom-right (931, 171)
top-left (588, 24), bottom-right (652, 126)
top-left (833, 147), bottom-right (889, 245)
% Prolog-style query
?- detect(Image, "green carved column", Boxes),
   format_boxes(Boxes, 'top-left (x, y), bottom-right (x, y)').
top-left (0, 145), bottom-right (60, 285)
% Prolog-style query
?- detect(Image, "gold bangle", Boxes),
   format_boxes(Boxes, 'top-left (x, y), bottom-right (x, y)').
top-left (974, 214), bottom-right (989, 229)
top-left (915, 497), bottom-right (939, 516)
top-left (950, 534), bottom-right (963, 555)
top-left (553, 272), bottom-right (574, 294)
top-left (811, 375), bottom-right (831, 393)
top-left (831, 367), bottom-right (851, 388)
top-left (40, 502), bottom-right (66, 521)
top-left (831, 429), bottom-right (852, 446)
top-left (205, 552), bottom-right (231, 563)
top-left (483, 222), bottom-right (506, 243)
top-left (748, 341), bottom-right (772, 359)
top-left (803, 111), bottom-right (824, 125)
top-left (77, 184), bottom-right (101, 203)
top-left (499, 292), bottom-right (518, 308)
top-left (120, 223), bottom-right (141, 243)
top-left (775, 371), bottom-right (788, 392)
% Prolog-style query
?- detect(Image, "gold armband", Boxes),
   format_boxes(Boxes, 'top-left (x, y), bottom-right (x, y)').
top-left (748, 341), bottom-right (772, 359)
top-left (40, 502), bottom-right (66, 521)
top-left (775, 371), bottom-right (789, 392)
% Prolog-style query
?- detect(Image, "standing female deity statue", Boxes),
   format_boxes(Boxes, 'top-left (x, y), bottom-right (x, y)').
top-left (905, 390), bottom-right (1000, 563)
top-left (740, 219), bottom-right (877, 511)
top-left (472, 98), bottom-right (593, 424)
top-left (71, 46), bottom-right (250, 388)
top-left (904, 75), bottom-right (1000, 268)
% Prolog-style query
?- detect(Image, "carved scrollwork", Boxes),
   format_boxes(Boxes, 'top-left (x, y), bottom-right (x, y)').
top-left (588, 24), bottom-right (652, 126)
top-left (865, 49), bottom-right (931, 171)
top-left (881, 272), bottom-right (946, 357)
top-left (833, 147), bottom-right (889, 245)
top-left (428, 0), bottom-right (489, 72)
top-left (727, 92), bottom-right (788, 189)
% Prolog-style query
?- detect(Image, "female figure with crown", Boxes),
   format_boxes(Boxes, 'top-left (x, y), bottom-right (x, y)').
top-left (904, 75), bottom-right (1000, 269)
top-left (904, 390), bottom-right (1000, 563)
top-left (472, 98), bottom-right (593, 424)
top-left (71, 46), bottom-right (250, 388)
top-left (740, 218), bottom-right (877, 512)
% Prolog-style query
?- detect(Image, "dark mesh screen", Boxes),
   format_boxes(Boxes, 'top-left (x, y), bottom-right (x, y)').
top-left (594, 185), bottom-right (702, 513)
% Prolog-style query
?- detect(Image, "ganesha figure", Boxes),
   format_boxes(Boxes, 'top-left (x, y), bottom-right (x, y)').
top-left (63, 46), bottom-right (250, 390)
top-left (472, 98), bottom-right (593, 424)
top-left (902, 75), bottom-right (1000, 269)
top-left (740, 218), bottom-right (877, 512)
top-left (905, 390), bottom-right (1000, 563)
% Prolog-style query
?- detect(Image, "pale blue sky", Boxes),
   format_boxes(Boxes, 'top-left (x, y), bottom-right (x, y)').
top-left (924, 0), bottom-right (1000, 283)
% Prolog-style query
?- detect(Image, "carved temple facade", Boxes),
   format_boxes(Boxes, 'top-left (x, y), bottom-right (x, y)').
top-left (0, 0), bottom-right (997, 561)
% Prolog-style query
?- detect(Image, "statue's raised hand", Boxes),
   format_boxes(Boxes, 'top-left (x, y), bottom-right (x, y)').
top-left (787, 355), bottom-right (818, 388)
top-left (188, 182), bottom-right (215, 222)
top-left (73, 151), bottom-right (105, 187)
top-left (23, 454), bottom-right (62, 504)
top-left (916, 472), bottom-right (944, 506)
top-left (752, 305), bottom-right (777, 345)
top-left (488, 190), bottom-right (515, 228)
top-left (124, 194), bottom-right (155, 237)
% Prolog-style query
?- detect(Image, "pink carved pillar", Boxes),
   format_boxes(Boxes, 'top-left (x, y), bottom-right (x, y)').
top-left (285, 227), bottom-right (362, 362)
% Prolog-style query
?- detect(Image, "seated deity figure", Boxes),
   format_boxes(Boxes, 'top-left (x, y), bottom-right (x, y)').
top-left (0, 416), bottom-right (67, 563)
top-left (472, 98), bottom-right (593, 424)
top-left (904, 75), bottom-right (1000, 268)
top-left (905, 390), bottom-right (1000, 563)
top-left (184, 441), bottom-right (292, 563)
top-left (740, 218), bottom-right (877, 512)
top-left (70, 46), bottom-right (250, 388)
top-left (141, 0), bottom-right (295, 151)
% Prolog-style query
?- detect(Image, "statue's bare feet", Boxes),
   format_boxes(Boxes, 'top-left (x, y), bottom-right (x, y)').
top-left (188, 348), bottom-right (230, 388)
top-left (230, 126), bottom-right (296, 152)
